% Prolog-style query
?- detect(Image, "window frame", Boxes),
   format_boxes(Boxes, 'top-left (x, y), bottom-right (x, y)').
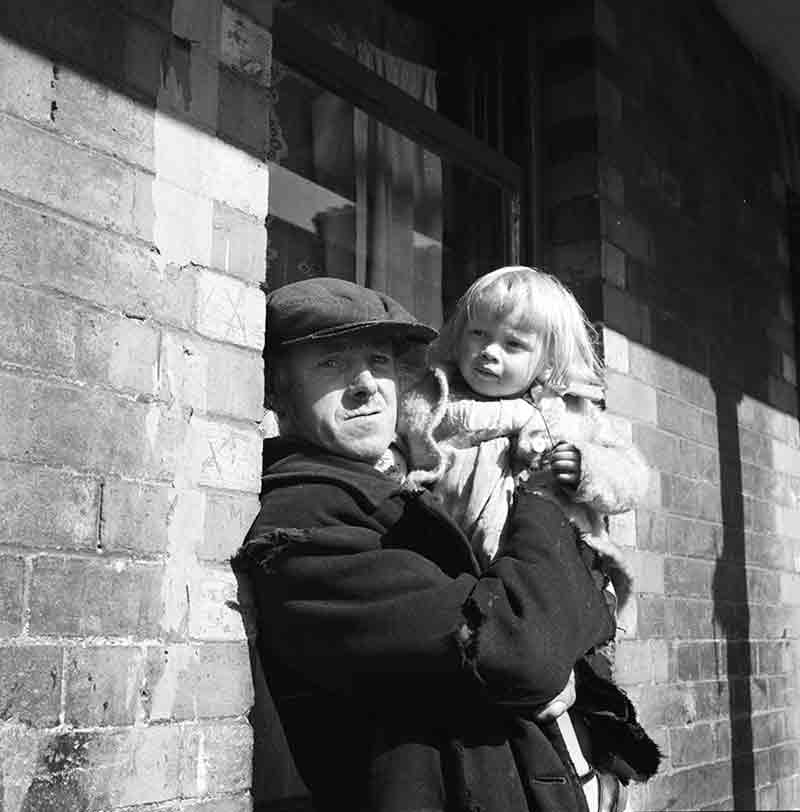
top-left (271, 9), bottom-right (529, 263)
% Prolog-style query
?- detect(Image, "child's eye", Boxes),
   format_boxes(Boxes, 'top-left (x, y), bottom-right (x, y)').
top-left (469, 327), bottom-right (486, 338)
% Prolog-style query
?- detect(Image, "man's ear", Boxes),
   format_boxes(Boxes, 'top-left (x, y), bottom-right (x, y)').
top-left (265, 356), bottom-right (291, 417)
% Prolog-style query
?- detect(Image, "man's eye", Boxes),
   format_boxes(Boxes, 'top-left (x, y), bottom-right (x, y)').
top-left (318, 358), bottom-right (340, 369)
top-left (372, 354), bottom-right (393, 366)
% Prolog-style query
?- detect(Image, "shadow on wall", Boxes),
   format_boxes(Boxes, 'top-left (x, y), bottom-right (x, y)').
top-left (711, 385), bottom-right (754, 812)
top-left (639, 175), bottom-right (796, 808)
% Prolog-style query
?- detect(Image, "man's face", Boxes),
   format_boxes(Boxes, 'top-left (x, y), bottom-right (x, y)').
top-left (281, 337), bottom-right (399, 464)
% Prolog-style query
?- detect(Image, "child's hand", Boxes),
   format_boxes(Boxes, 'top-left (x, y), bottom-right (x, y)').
top-left (532, 668), bottom-right (576, 722)
top-left (512, 411), bottom-right (550, 471)
top-left (542, 441), bottom-right (582, 490)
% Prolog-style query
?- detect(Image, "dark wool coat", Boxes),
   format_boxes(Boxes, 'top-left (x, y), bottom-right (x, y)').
top-left (233, 438), bottom-right (615, 812)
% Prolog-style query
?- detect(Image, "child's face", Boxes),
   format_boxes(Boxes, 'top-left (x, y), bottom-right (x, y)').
top-left (457, 314), bottom-right (542, 397)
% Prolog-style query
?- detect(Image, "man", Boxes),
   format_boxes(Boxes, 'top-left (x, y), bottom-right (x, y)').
top-left (233, 277), bottom-right (616, 812)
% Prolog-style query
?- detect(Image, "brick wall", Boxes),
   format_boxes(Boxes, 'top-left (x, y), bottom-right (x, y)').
top-left (542, 0), bottom-right (800, 809)
top-left (0, 1), bottom-right (270, 808)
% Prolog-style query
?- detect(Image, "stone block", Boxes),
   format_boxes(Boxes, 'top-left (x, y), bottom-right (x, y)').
top-left (665, 595), bottom-right (716, 638)
top-left (153, 113), bottom-right (270, 218)
top-left (665, 515), bottom-right (722, 559)
top-left (633, 423), bottom-right (681, 476)
top-left (160, 332), bottom-right (264, 420)
top-left (677, 438), bottom-right (719, 484)
top-left (595, 0), bottom-right (618, 50)
top-left (547, 154), bottom-right (598, 207)
top-left (0, 554), bottom-right (25, 636)
top-left (549, 196), bottom-right (601, 244)
top-left (180, 720), bottom-right (252, 796)
top-left (614, 639), bottom-right (652, 684)
top-left (0, 198), bottom-right (195, 328)
top-left (172, 0), bottom-right (222, 48)
top-left (28, 556), bottom-right (164, 638)
top-left (205, 344), bottom-right (264, 420)
top-left (200, 491), bottom-right (260, 562)
top-left (195, 269), bottom-right (265, 349)
top-left (64, 646), bottom-right (145, 726)
top-left (635, 508), bottom-right (667, 553)
top-left (155, 35), bottom-right (221, 129)
top-left (0, 645), bottom-right (61, 726)
top-left (123, 13), bottom-right (169, 103)
top-left (0, 461), bottom-right (99, 550)
top-left (0, 372), bottom-right (188, 479)
top-left (152, 176), bottom-right (214, 268)
top-left (0, 38), bottom-right (55, 126)
top-left (181, 795), bottom-right (252, 812)
top-left (664, 556), bottom-right (713, 599)
top-left (0, 280), bottom-right (77, 376)
top-left (628, 548), bottom-right (665, 594)
top-left (187, 566), bottom-right (248, 640)
top-left (0, 113), bottom-right (153, 240)
top-left (601, 326), bottom-right (629, 372)
top-left (600, 239), bottom-right (626, 287)
top-left (101, 480), bottom-right (173, 555)
top-left (53, 64), bottom-right (155, 170)
top-left (184, 416), bottom-right (262, 491)
top-left (602, 284), bottom-right (650, 343)
top-left (144, 641), bottom-right (253, 721)
top-left (76, 310), bottom-right (160, 394)
top-left (628, 343), bottom-right (681, 394)
top-left (636, 595), bottom-right (666, 638)
top-left (669, 723), bottom-right (715, 767)
top-left (545, 73), bottom-right (596, 126)
top-left (607, 509), bottom-right (636, 548)
top-left (218, 66), bottom-right (271, 157)
top-left (606, 370), bottom-right (657, 423)
top-left (599, 159), bottom-right (624, 207)
top-left (211, 200), bottom-right (268, 284)
top-left (656, 392), bottom-right (705, 443)
top-left (220, 3), bottom-right (272, 86)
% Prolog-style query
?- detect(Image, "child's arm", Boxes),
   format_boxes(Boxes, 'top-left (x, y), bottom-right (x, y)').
top-left (398, 366), bottom-right (541, 489)
top-left (568, 398), bottom-right (649, 515)
top-left (440, 395), bottom-right (540, 447)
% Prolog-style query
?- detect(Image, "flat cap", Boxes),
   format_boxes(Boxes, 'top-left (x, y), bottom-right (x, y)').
top-left (265, 277), bottom-right (437, 352)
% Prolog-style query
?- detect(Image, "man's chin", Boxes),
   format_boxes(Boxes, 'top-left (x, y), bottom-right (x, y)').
top-left (337, 434), bottom-right (393, 464)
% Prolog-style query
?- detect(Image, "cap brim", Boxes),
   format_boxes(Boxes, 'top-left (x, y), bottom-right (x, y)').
top-left (278, 320), bottom-right (438, 347)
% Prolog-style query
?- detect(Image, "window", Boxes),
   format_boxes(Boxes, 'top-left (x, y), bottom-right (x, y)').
top-left (266, 0), bottom-right (534, 326)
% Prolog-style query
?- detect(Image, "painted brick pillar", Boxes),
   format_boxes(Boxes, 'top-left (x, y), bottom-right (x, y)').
top-left (0, 1), bottom-right (273, 808)
top-left (539, 1), bottom-right (800, 809)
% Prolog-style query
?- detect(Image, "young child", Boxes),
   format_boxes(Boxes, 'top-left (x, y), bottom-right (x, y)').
top-left (397, 266), bottom-right (661, 810)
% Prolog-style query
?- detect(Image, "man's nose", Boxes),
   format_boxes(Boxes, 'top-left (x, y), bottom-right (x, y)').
top-left (349, 368), bottom-right (378, 397)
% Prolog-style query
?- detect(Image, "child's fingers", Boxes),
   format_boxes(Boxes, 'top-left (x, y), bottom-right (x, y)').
top-left (549, 442), bottom-right (582, 487)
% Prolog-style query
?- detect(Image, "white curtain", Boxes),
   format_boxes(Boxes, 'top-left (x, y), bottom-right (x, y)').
top-left (311, 43), bottom-right (444, 328)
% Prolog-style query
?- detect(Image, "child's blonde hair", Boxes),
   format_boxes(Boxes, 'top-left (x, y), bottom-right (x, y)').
top-left (432, 265), bottom-right (604, 394)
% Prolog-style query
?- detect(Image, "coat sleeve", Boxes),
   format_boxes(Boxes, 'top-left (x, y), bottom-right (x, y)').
top-left (235, 483), bottom-right (614, 713)
top-left (570, 398), bottom-right (650, 514)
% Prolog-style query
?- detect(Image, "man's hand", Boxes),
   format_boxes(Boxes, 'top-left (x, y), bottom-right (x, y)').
top-left (542, 441), bottom-right (582, 490)
top-left (532, 668), bottom-right (576, 722)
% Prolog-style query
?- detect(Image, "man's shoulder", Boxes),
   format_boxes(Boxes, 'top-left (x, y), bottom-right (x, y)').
top-left (260, 440), bottom-right (401, 514)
